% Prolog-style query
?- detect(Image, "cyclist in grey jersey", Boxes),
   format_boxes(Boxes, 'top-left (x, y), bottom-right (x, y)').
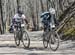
top-left (9, 10), bottom-right (28, 33)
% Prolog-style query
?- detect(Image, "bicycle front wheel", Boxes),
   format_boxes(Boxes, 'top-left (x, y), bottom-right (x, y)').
top-left (22, 31), bottom-right (30, 48)
top-left (49, 31), bottom-right (59, 51)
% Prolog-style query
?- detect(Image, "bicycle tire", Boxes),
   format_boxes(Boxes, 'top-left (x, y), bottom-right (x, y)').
top-left (22, 31), bottom-right (30, 48)
top-left (14, 30), bottom-right (20, 46)
top-left (43, 38), bottom-right (48, 48)
top-left (43, 31), bottom-right (49, 48)
top-left (49, 31), bottom-right (59, 51)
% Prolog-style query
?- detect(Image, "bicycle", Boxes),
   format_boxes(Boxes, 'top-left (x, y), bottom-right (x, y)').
top-left (43, 23), bottom-right (60, 51)
top-left (13, 19), bottom-right (30, 48)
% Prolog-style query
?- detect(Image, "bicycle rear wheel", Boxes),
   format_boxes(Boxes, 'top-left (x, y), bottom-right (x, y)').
top-left (22, 31), bottom-right (30, 48)
top-left (43, 38), bottom-right (48, 48)
top-left (49, 31), bottom-right (59, 51)
top-left (43, 31), bottom-right (49, 48)
top-left (14, 30), bottom-right (20, 46)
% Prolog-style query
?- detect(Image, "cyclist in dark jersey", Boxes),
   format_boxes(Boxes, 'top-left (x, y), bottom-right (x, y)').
top-left (40, 8), bottom-right (59, 31)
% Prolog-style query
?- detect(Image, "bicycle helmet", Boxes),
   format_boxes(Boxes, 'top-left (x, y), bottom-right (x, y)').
top-left (17, 10), bottom-right (23, 15)
top-left (49, 8), bottom-right (55, 14)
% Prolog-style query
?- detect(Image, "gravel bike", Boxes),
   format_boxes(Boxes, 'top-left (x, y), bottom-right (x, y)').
top-left (43, 22), bottom-right (60, 51)
top-left (14, 18), bottom-right (30, 48)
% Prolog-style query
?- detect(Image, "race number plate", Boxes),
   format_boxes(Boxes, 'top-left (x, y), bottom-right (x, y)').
top-left (21, 24), bottom-right (25, 27)
top-left (50, 23), bottom-right (55, 28)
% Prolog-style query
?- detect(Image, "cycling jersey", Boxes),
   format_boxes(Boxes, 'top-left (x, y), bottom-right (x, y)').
top-left (12, 13), bottom-right (26, 23)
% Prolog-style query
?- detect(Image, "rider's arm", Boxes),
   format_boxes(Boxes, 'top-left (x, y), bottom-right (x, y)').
top-left (12, 14), bottom-right (18, 24)
top-left (22, 14), bottom-right (28, 24)
top-left (10, 15), bottom-right (16, 28)
top-left (54, 18), bottom-right (59, 26)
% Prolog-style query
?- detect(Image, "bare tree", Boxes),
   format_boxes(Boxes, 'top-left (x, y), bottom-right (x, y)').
top-left (0, 0), bottom-right (4, 34)
top-left (40, 0), bottom-right (44, 12)
top-left (36, 0), bottom-right (39, 30)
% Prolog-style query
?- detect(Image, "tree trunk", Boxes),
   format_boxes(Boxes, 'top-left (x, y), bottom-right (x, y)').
top-left (36, 0), bottom-right (39, 30)
top-left (17, 0), bottom-right (20, 11)
top-left (0, 0), bottom-right (4, 34)
top-left (40, 0), bottom-right (44, 12)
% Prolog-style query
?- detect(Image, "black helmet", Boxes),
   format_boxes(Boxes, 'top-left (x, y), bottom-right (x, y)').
top-left (17, 10), bottom-right (23, 15)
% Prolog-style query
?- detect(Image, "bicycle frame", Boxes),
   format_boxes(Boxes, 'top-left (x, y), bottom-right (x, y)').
top-left (14, 22), bottom-right (25, 40)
